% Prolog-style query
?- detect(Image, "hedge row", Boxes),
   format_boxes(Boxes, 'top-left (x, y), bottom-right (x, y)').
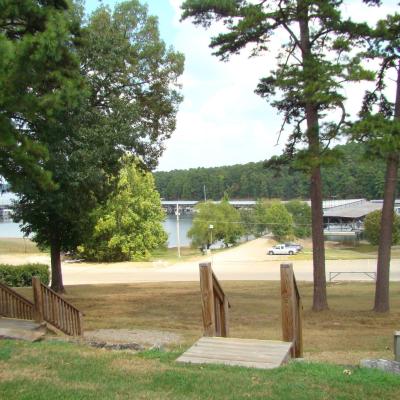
top-left (0, 263), bottom-right (50, 287)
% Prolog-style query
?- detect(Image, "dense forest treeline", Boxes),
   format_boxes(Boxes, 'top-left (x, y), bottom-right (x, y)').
top-left (154, 143), bottom-right (389, 200)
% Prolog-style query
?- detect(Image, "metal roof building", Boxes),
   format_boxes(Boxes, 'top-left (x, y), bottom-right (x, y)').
top-left (323, 200), bottom-right (382, 220)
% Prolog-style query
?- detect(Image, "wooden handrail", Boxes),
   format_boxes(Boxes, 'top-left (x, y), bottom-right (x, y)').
top-left (0, 281), bottom-right (35, 320)
top-left (32, 276), bottom-right (83, 336)
top-left (280, 263), bottom-right (303, 358)
top-left (199, 263), bottom-right (230, 337)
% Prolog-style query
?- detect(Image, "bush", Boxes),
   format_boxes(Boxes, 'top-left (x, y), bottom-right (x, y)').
top-left (364, 210), bottom-right (400, 245)
top-left (0, 263), bottom-right (49, 287)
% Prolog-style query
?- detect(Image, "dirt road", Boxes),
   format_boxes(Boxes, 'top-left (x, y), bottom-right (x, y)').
top-left (2, 238), bottom-right (397, 285)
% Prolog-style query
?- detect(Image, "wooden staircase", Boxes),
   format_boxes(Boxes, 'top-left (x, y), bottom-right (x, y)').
top-left (0, 277), bottom-right (83, 337)
top-left (177, 262), bottom-right (303, 369)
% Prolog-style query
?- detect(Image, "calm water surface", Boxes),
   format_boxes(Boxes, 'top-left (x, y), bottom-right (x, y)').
top-left (0, 215), bottom-right (194, 248)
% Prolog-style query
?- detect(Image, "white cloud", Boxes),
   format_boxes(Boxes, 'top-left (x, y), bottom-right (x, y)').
top-left (157, 0), bottom-right (399, 172)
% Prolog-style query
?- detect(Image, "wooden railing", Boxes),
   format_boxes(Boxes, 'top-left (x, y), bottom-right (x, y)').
top-left (199, 262), bottom-right (230, 337)
top-left (0, 281), bottom-right (34, 320)
top-left (280, 263), bottom-right (303, 358)
top-left (32, 277), bottom-right (83, 336)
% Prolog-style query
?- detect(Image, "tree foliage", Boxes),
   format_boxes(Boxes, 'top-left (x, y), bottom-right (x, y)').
top-left (364, 210), bottom-right (400, 246)
top-left (188, 199), bottom-right (243, 248)
top-left (13, 0), bottom-right (184, 292)
top-left (285, 200), bottom-right (311, 238)
top-left (0, 0), bottom-right (83, 189)
top-left (264, 201), bottom-right (294, 241)
top-left (155, 143), bottom-right (386, 201)
top-left (78, 158), bottom-right (167, 262)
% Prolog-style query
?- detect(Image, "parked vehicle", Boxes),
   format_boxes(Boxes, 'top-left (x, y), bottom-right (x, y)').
top-left (267, 244), bottom-right (299, 255)
top-left (284, 242), bottom-right (303, 251)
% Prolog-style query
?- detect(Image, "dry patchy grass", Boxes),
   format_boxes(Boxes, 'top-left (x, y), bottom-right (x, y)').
top-left (19, 280), bottom-right (398, 365)
top-left (0, 238), bottom-right (41, 254)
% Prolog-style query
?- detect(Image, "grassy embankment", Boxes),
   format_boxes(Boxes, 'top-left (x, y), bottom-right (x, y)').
top-left (1, 339), bottom-right (399, 400)
top-left (2, 281), bottom-right (400, 399)
top-left (0, 238), bottom-right (41, 254)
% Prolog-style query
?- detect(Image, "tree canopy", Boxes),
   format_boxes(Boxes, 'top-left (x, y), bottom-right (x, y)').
top-left (364, 210), bottom-right (400, 246)
top-left (13, 0), bottom-right (184, 292)
top-left (0, 0), bottom-right (83, 189)
top-left (78, 158), bottom-right (167, 262)
top-left (154, 143), bottom-right (387, 201)
top-left (188, 199), bottom-right (243, 249)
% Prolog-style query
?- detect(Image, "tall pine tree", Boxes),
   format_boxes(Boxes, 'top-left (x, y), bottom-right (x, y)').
top-left (0, 0), bottom-right (83, 189)
top-left (181, 0), bottom-right (372, 310)
top-left (350, 8), bottom-right (400, 312)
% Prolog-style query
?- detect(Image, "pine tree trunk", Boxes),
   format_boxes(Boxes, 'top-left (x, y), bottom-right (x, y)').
top-left (50, 238), bottom-right (65, 293)
top-left (374, 63), bottom-right (400, 312)
top-left (298, 0), bottom-right (328, 311)
top-left (310, 163), bottom-right (328, 311)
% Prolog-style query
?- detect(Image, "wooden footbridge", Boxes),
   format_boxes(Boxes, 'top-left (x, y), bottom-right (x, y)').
top-left (177, 262), bottom-right (303, 369)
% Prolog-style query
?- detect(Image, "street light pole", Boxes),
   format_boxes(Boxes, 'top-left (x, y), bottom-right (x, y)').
top-left (176, 203), bottom-right (181, 258)
top-left (209, 224), bottom-right (213, 251)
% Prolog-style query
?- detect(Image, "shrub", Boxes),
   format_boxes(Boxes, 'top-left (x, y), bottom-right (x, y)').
top-left (0, 263), bottom-right (49, 287)
top-left (364, 210), bottom-right (400, 245)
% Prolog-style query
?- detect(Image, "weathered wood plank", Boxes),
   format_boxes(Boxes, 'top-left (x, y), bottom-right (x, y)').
top-left (177, 337), bottom-right (292, 370)
top-left (199, 263), bottom-right (216, 336)
top-left (177, 355), bottom-right (282, 369)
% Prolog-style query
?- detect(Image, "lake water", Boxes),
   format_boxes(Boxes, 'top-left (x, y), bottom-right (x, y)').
top-left (0, 215), bottom-right (194, 248)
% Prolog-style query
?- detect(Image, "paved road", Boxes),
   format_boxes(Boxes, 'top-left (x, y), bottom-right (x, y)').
top-left (59, 257), bottom-right (400, 285)
top-left (2, 238), bottom-right (399, 284)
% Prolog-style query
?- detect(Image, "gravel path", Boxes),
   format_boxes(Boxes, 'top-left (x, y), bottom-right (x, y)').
top-left (83, 329), bottom-right (182, 348)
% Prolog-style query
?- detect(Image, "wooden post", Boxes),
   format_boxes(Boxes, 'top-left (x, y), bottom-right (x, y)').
top-left (221, 296), bottom-right (230, 337)
top-left (199, 262), bottom-right (216, 336)
top-left (32, 276), bottom-right (44, 323)
top-left (280, 263), bottom-right (297, 356)
top-left (395, 331), bottom-right (400, 362)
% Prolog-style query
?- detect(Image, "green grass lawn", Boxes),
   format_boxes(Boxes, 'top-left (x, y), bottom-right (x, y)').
top-left (0, 340), bottom-right (399, 400)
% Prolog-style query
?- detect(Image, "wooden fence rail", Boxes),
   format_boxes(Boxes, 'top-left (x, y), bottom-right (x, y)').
top-left (0, 278), bottom-right (82, 336)
top-left (32, 277), bottom-right (83, 336)
top-left (280, 263), bottom-right (303, 358)
top-left (0, 281), bottom-right (34, 320)
top-left (199, 262), bottom-right (230, 337)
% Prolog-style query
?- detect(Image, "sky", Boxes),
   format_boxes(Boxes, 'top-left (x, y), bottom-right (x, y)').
top-left (85, 0), bottom-right (399, 172)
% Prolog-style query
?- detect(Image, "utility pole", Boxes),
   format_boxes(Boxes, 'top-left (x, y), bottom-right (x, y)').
top-left (203, 185), bottom-right (207, 201)
top-left (176, 203), bottom-right (181, 258)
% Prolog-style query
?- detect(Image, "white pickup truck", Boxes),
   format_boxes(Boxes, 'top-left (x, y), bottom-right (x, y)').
top-left (267, 244), bottom-right (299, 255)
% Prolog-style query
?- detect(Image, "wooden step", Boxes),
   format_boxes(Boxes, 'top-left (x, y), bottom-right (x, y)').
top-left (0, 317), bottom-right (46, 342)
top-left (177, 337), bottom-right (292, 369)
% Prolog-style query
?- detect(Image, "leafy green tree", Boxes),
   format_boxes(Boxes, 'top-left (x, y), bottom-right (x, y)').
top-left (0, 0), bottom-right (83, 189)
top-left (14, 0), bottom-right (184, 292)
top-left (348, 6), bottom-right (400, 312)
top-left (188, 200), bottom-right (243, 249)
top-left (364, 210), bottom-right (400, 246)
top-left (253, 199), bottom-right (270, 237)
top-left (181, 0), bottom-right (374, 311)
top-left (217, 197), bottom-right (244, 246)
top-left (264, 202), bottom-right (294, 241)
top-left (285, 200), bottom-right (311, 238)
top-left (78, 158), bottom-right (167, 261)
top-left (239, 208), bottom-right (258, 240)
